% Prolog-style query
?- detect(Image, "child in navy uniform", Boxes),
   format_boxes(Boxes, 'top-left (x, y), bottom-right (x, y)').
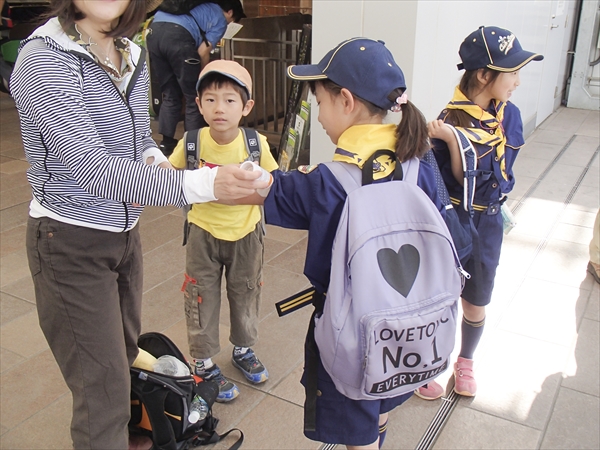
top-left (238, 38), bottom-right (445, 449)
top-left (416, 26), bottom-right (543, 401)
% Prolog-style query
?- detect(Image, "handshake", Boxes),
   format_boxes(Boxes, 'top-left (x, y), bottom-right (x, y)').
top-left (213, 162), bottom-right (273, 204)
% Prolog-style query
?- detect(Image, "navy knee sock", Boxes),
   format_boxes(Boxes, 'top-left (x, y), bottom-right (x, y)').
top-left (378, 420), bottom-right (388, 449)
top-left (459, 316), bottom-right (485, 360)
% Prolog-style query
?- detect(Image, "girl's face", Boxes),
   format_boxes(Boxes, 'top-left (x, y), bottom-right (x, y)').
top-left (486, 70), bottom-right (520, 103)
top-left (73, 0), bottom-right (130, 29)
top-left (314, 83), bottom-right (351, 145)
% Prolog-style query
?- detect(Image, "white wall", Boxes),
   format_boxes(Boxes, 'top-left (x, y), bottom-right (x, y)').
top-left (309, 0), bottom-right (578, 163)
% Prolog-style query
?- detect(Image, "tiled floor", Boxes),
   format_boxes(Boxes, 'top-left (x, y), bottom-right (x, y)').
top-left (1, 92), bottom-right (598, 449)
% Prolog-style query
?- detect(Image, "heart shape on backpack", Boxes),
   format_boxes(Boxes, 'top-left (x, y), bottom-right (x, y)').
top-left (377, 244), bottom-right (420, 297)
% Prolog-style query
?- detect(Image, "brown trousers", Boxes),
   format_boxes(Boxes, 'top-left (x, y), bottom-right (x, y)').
top-left (27, 217), bottom-right (143, 450)
top-left (184, 224), bottom-right (263, 359)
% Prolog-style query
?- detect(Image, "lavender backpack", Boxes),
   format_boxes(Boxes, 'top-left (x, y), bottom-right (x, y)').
top-left (316, 156), bottom-right (465, 400)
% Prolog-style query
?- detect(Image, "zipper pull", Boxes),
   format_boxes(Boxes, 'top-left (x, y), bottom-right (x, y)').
top-left (458, 266), bottom-right (471, 279)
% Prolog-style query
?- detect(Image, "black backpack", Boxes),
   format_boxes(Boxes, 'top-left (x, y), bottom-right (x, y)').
top-left (129, 332), bottom-right (243, 450)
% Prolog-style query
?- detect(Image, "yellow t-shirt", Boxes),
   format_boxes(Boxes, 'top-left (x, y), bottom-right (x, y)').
top-left (169, 128), bottom-right (279, 241)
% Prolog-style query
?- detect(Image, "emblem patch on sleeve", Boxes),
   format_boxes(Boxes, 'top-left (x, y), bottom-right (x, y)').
top-left (297, 164), bottom-right (318, 174)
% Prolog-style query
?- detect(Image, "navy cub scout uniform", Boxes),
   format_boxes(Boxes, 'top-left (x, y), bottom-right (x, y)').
top-left (433, 101), bottom-right (524, 305)
top-left (264, 156), bottom-right (443, 446)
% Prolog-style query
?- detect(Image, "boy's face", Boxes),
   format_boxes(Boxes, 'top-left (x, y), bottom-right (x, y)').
top-left (197, 82), bottom-right (254, 133)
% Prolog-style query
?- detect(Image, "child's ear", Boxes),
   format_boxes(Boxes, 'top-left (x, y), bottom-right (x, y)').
top-left (242, 99), bottom-right (255, 117)
top-left (476, 68), bottom-right (490, 86)
top-left (339, 88), bottom-right (356, 113)
top-left (223, 9), bottom-right (234, 22)
top-left (196, 96), bottom-right (203, 114)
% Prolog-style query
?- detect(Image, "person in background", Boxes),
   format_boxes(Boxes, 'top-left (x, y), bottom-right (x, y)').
top-left (147, 0), bottom-right (246, 155)
top-left (416, 26), bottom-right (543, 401)
top-left (9, 0), bottom-right (265, 447)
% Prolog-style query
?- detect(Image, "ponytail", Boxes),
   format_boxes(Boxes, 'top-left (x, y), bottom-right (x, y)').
top-left (394, 100), bottom-right (429, 161)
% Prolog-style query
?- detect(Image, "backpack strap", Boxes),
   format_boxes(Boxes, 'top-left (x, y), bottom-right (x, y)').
top-left (240, 128), bottom-right (267, 235)
top-left (444, 124), bottom-right (477, 218)
top-left (182, 129), bottom-right (201, 246)
top-left (323, 154), bottom-right (420, 193)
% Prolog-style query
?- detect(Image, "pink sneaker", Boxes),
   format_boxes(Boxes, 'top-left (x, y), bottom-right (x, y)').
top-left (453, 357), bottom-right (476, 396)
top-left (414, 380), bottom-right (444, 400)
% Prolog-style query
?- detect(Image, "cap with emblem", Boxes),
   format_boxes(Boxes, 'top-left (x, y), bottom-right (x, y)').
top-left (287, 37), bottom-right (406, 111)
top-left (457, 26), bottom-right (543, 72)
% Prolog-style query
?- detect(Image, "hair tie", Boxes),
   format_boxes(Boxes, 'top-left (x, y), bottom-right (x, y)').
top-left (390, 93), bottom-right (408, 112)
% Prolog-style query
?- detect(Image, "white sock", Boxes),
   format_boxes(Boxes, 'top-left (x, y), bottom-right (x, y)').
top-left (234, 346), bottom-right (249, 355)
top-left (194, 358), bottom-right (213, 369)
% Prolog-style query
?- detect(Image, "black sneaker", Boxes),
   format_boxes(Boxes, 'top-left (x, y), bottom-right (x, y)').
top-left (232, 348), bottom-right (269, 384)
top-left (194, 362), bottom-right (239, 403)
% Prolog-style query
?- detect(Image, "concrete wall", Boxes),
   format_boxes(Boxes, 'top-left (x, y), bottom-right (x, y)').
top-left (309, 0), bottom-right (579, 163)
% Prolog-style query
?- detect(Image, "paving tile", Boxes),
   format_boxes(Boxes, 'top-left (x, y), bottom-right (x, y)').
top-left (264, 236), bottom-right (308, 276)
top-left (559, 135), bottom-right (600, 168)
top-left (138, 212), bottom-right (185, 254)
top-left (0, 202), bottom-right (29, 233)
top-left (264, 225), bottom-right (307, 245)
top-left (140, 274), bottom-right (186, 334)
top-left (520, 141), bottom-right (564, 161)
top-left (584, 282), bottom-right (599, 321)
top-left (0, 251), bottom-right (32, 290)
top-left (0, 159), bottom-right (29, 175)
top-left (529, 129), bottom-right (574, 147)
top-left (0, 347), bottom-right (25, 374)
top-left (0, 223), bottom-right (26, 257)
top-left (0, 291), bottom-right (35, 325)
top-left (221, 394), bottom-right (317, 450)
top-left (138, 204), bottom-right (179, 224)
top-left (540, 108), bottom-right (590, 134)
top-left (551, 222), bottom-right (594, 246)
top-left (527, 239), bottom-right (595, 291)
top-left (0, 171), bottom-right (29, 193)
top-left (580, 163), bottom-right (599, 188)
top-left (498, 278), bottom-right (588, 346)
top-left (569, 185), bottom-right (599, 212)
top-left (268, 363), bottom-right (305, 407)
top-left (540, 388), bottom-right (600, 449)
top-left (141, 238), bottom-right (186, 293)
top-left (507, 175), bottom-right (536, 203)
top-left (562, 318), bottom-right (599, 397)
top-left (512, 155), bottom-right (549, 180)
top-left (576, 111), bottom-right (600, 137)
top-left (264, 236), bottom-right (294, 263)
top-left (433, 405), bottom-right (540, 449)
top-left (470, 330), bottom-right (570, 429)
top-left (0, 349), bottom-right (69, 430)
top-left (561, 206), bottom-right (597, 228)
top-left (0, 394), bottom-right (72, 449)
top-left (508, 198), bottom-right (564, 238)
top-left (1, 275), bottom-right (36, 304)
top-left (0, 308), bottom-right (48, 358)
top-left (385, 394), bottom-right (445, 449)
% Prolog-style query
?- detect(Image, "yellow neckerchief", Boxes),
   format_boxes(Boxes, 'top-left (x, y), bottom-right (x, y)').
top-left (445, 86), bottom-right (508, 180)
top-left (333, 124), bottom-right (398, 181)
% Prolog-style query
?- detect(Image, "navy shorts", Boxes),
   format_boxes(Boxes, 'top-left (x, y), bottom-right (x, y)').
top-left (301, 353), bottom-right (412, 446)
top-left (461, 209), bottom-right (504, 306)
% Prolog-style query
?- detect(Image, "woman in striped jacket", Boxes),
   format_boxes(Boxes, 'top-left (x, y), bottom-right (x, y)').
top-left (9, 1), bottom-right (265, 448)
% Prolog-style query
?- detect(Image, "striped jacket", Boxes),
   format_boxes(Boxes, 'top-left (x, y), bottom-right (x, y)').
top-left (10, 18), bottom-right (212, 232)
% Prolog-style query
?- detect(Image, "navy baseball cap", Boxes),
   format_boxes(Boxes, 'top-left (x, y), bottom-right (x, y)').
top-left (458, 26), bottom-right (543, 72)
top-left (287, 38), bottom-right (406, 110)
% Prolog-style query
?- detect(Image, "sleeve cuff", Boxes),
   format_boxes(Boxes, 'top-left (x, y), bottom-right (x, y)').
top-left (142, 147), bottom-right (169, 166)
top-left (183, 166), bottom-right (217, 204)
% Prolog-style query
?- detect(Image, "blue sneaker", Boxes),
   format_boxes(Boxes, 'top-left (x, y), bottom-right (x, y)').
top-left (194, 362), bottom-right (239, 403)
top-left (232, 348), bottom-right (269, 384)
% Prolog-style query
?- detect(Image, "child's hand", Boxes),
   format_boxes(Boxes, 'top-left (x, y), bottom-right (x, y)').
top-left (427, 119), bottom-right (454, 143)
top-left (157, 161), bottom-right (174, 170)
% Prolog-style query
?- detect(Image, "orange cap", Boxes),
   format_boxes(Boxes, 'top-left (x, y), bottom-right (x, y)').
top-left (196, 60), bottom-right (252, 98)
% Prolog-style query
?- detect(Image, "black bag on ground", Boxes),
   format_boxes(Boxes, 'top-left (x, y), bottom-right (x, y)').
top-left (129, 332), bottom-right (243, 450)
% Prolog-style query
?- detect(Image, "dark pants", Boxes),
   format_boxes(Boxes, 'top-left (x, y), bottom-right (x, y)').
top-left (27, 217), bottom-right (143, 449)
top-left (147, 22), bottom-right (206, 138)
